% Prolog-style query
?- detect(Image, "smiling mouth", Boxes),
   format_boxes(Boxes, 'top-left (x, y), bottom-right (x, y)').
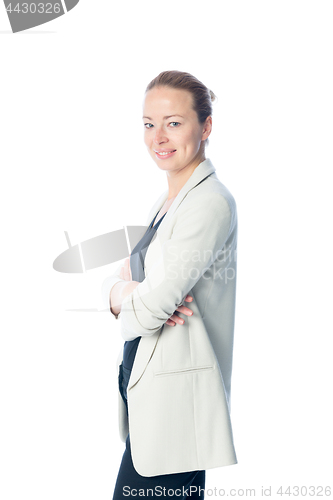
top-left (154, 150), bottom-right (176, 156)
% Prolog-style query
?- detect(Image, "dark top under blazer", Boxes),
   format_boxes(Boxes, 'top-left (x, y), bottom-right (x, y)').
top-left (120, 210), bottom-right (167, 404)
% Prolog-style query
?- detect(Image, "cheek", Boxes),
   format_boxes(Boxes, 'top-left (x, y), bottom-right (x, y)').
top-left (182, 130), bottom-right (201, 150)
top-left (143, 132), bottom-right (151, 146)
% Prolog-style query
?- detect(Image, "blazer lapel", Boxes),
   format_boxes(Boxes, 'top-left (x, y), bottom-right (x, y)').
top-left (127, 158), bottom-right (216, 392)
top-left (144, 158), bottom-right (216, 228)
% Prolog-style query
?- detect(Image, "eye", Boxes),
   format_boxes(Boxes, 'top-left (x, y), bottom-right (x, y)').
top-left (144, 123), bottom-right (153, 129)
top-left (169, 122), bottom-right (180, 127)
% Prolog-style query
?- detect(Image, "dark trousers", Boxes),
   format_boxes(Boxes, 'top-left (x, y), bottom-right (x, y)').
top-left (115, 365), bottom-right (206, 499)
top-left (112, 432), bottom-right (206, 499)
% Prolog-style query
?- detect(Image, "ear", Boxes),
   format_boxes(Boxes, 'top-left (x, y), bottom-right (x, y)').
top-left (201, 116), bottom-right (212, 141)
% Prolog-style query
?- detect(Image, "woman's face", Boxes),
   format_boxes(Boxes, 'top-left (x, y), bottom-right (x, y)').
top-left (142, 86), bottom-right (212, 174)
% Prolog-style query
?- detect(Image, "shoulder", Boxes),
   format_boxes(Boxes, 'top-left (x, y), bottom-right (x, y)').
top-left (183, 172), bottom-right (237, 218)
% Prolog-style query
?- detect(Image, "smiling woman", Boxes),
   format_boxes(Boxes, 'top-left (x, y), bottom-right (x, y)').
top-left (102, 70), bottom-right (238, 499)
top-left (142, 79), bottom-right (214, 186)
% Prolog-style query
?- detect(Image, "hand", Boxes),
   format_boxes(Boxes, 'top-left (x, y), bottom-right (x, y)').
top-left (165, 294), bottom-right (193, 327)
top-left (109, 257), bottom-right (135, 316)
top-left (119, 257), bottom-right (132, 281)
top-left (110, 279), bottom-right (140, 317)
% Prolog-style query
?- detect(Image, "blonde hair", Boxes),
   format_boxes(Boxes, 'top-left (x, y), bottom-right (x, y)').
top-left (145, 70), bottom-right (216, 125)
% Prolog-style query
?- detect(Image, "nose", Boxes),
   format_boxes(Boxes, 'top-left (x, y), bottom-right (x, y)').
top-left (153, 126), bottom-right (168, 144)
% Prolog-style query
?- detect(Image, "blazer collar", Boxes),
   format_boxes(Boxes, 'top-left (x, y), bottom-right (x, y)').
top-left (145, 158), bottom-right (216, 227)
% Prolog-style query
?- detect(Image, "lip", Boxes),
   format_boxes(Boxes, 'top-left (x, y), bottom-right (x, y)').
top-left (154, 149), bottom-right (177, 159)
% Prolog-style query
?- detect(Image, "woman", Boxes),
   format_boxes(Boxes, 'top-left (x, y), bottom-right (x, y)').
top-left (101, 70), bottom-right (238, 499)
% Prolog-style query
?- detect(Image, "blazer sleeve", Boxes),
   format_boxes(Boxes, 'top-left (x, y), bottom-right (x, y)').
top-left (101, 260), bottom-right (127, 319)
top-left (119, 192), bottom-right (234, 341)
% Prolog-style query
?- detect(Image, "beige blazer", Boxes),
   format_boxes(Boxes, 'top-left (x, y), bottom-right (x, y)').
top-left (101, 158), bottom-right (238, 477)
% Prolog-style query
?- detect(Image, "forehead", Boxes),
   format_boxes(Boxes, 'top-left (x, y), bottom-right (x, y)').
top-left (143, 86), bottom-right (195, 116)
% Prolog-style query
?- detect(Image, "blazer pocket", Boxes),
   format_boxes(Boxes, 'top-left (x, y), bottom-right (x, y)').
top-left (154, 365), bottom-right (214, 377)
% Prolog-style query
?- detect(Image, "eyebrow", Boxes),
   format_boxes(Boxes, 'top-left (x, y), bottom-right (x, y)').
top-left (142, 114), bottom-right (185, 120)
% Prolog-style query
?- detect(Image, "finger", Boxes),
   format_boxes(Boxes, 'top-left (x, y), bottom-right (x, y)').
top-left (126, 257), bottom-right (132, 281)
top-left (184, 295), bottom-right (193, 302)
top-left (125, 270), bottom-right (131, 281)
top-left (169, 314), bottom-right (185, 325)
top-left (165, 319), bottom-right (176, 326)
top-left (123, 258), bottom-right (131, 281)
top-left (176, 305), bottom-right (193, 316)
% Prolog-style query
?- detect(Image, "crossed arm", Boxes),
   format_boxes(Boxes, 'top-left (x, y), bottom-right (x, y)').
top-left (110, 256), bottom-right (194, 327)
top-left (102, 193), bottom-right (233, 340)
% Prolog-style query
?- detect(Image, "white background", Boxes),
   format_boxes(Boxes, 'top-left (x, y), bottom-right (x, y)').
top-left (1, 1), bottom-right (332, 499)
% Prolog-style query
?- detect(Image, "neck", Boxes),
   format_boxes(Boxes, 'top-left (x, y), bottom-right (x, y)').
top-left (166, 150), bottom-right (206, 200)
